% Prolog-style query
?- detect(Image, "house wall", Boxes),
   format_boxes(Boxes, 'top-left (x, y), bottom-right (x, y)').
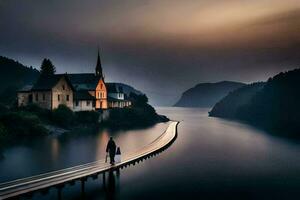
top-left (31, 91), bottom-right (52, 109)
top-left (17, 92), bottom-right (31, 107)
top-left (108, 101), bottom-right (117, 108)
top-left (73, 100), bottom-right (94, 111)
top-left (126, 101), bottom-right (132, 107)
top-left (108, 100), bottom-right (131, 108)
top-left (108, 92), bottom-right (124, 100)
top-left (108, 101), bottom-right (123, 108)
top-left (52, 77), bottom-right (73, 109)
top-left (95, 78), bottom-right (108, 109)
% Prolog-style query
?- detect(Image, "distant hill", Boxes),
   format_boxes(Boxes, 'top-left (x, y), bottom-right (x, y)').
top-left (209, 68), bottom-right (300, 137)
top-left (174, 81), bottom-right (245, 107)
top-left (111, 82), bottom-right (143, 97)
top-left (209, 82), bottom-right (266, 118)
top-left (0, 56), bottom-right (40, 105)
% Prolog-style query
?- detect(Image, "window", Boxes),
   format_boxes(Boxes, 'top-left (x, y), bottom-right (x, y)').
top-left (29, 94), bottom-right (33, 103)
top-left (35, 93), bottom-right (38, 101)
top-left (75, 101), bottom-right (79, 107)
top-left (58, 95), bottom-right (60, 101)
top-left (87, 101), bottom-right (90, 106)
top-left (66, 95), bottom-right (69, 101)
top-left (62, 85), bottom-right (65, 90)
top-left (43, 93), bottom-right (45, 101)
top-left (100, 84), bottom-right (103, 89)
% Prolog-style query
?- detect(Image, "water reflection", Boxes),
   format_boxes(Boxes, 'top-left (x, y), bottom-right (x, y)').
top-left (0, 122), bottom-right (169, 182)
top-left (5, 107), bottom-right (300, 199)
top-left (96, 129), bottom-right (110, 159)
top-left (104, 170), bottom-right (120, 200)
top-left (50, 138), bottom-right (60, 162)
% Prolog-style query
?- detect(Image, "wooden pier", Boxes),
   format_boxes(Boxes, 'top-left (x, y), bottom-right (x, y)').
top-left (0, 121), bottom-right (179, 199)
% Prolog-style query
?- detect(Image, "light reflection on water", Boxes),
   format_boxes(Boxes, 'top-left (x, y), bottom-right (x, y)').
top-left (2, 107), bottom-right (300, 199)
top-left (0, 122), bottom-right (170, 182)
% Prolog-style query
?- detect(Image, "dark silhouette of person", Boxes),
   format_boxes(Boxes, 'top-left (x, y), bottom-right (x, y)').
top-left (106, 137), bottom-right (117, 164)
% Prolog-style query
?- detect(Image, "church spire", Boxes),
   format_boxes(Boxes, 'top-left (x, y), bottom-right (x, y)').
top-left (95, 48), bottom-right (103, 78)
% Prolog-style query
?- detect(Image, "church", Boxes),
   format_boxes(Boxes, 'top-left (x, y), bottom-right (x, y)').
top-left (17, 51), bottom-right (132, 111)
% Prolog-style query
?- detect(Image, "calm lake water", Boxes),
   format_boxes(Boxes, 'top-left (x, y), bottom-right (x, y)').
top-left (1, 107), bottom-right (300, 199)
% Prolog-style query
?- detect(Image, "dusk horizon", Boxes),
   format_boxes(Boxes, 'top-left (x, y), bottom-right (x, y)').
top-left (1, 0), bottom-right (300, 105)
top-left (1, 1), bottom-right (300, 200)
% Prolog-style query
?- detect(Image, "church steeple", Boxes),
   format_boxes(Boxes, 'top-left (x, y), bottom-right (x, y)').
top-left (95, 48), bottom-right (103, 78)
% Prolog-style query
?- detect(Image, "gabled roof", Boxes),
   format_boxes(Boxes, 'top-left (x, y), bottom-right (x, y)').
top-left (67, 73), bottom-right (100, 91)
top-left (74, 90), bottom-right (95, 100)
top-left (18, 85), bottom-right (33, 92)
top-left (108, 96), bottom-right (129, 102)
top-left (32, 74), bottom-right (74, 91)
top-left (106, 83), bottom-right (123, 93)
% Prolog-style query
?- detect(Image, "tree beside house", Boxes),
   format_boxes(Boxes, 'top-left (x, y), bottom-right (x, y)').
top-left (40, 58), bottom-right (56, 76)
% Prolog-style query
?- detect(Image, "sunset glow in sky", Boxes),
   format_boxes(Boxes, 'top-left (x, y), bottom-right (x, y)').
top-left (1, 0), bottom-right (300, 105)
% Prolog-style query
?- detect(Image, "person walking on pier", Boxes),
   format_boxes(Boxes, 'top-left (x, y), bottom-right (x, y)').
top-left (106, 137), bottom-right (117, 164)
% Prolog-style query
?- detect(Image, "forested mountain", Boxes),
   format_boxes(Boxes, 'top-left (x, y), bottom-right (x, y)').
top-left (0, 56), bottom-right (40, 105)
top-left (210, 68), bottom-right (300, 136)
top-left (174, 81), bottom-right (245, 107)
top-left (209, 82), bottom-right (265, 118)
top-left (111, 82), bottom-right (143, 97)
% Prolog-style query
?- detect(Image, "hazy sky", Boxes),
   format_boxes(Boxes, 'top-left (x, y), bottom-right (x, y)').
top-left (1, 0), bottom-right (300, 105)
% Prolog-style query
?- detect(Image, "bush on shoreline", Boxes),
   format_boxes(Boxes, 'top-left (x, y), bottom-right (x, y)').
top-left (0, 111), bottom-right (47, 143)
top-left (52, 105), bottom-right (75, 128)
top-left (75, 111), bottom-right (100, 124)
top-left (102, 95), bottom-right (169, 129)
top-left (0, 94), bottom-right (169, 144)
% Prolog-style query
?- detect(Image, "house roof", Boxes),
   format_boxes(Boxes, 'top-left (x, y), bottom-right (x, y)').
top-left (66, 73), bottom-right (100, 91)
top-left (31, 74), bottom-right (74, 91)
top-left (106, 83), bottom-right (123, 93)
top-left (74, 90), bottom-right (95, 100)
top-left (108, 96), bottom-right (129, 102)
top-left (18, 85), bottom-right (33, 92)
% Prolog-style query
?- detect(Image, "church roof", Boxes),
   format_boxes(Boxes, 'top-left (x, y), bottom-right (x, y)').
top-left (18, 85), bottom-right (33, 92)
top-left (66, 73), bottom-right (100, 91)
top-left (95, 49), bottom-right (103, 77)
top-left (32, 74), bottom-right (74, 91)
top-left (106, 83), bottom-right (123, 93)
top-left (74, 90), bottom-right (95, 100)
